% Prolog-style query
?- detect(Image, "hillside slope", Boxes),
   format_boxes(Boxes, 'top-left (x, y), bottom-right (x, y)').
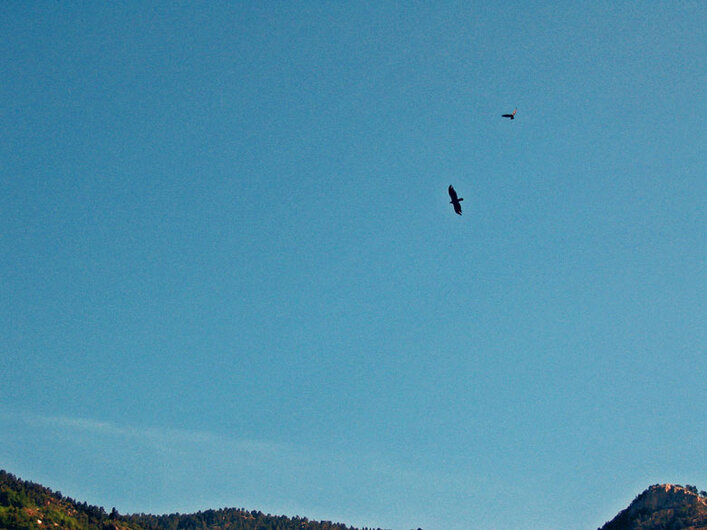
top-left (0, 470), bottom-right (384, 530)
top-left (600, 484), bottom-right (707, 530)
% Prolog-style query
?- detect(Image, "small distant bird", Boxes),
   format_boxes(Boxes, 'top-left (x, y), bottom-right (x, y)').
top-left (448, 185), bottom-right (463, 215)
top-left (502, 108), bottom-right (517, 120)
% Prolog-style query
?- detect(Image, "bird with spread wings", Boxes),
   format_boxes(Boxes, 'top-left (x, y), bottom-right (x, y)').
top-left (448, 185), bottom-right (463, 215)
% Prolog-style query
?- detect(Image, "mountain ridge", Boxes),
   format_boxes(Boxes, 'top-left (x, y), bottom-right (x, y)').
top-left (3, 469), bottom-right (706, 529)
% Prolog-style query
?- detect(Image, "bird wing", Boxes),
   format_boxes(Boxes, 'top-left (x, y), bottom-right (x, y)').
top-left (448, 185), bottom-right (458, 201)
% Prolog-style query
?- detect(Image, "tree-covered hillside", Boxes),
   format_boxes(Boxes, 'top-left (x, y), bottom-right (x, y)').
top-left (0, 470), bottom-right (390, 530)
top-left (0, 469), bottom-right (142, 530)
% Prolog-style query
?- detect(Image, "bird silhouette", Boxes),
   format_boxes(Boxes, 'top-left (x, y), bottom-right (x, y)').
top-left (502, 108), bottom-right (517, 120)
top-left (448, 185), bottom-right (463, 215)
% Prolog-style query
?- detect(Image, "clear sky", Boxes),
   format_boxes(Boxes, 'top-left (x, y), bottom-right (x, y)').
top-left (1, 3), bottom-right (705, 529)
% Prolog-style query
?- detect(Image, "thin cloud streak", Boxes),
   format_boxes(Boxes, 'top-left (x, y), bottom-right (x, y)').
top-left (0, 408), bottom-right (477, 528)
top-left (3, 409), bottom-right (289, 459)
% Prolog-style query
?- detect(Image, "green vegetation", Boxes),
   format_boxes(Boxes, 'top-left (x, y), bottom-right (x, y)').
top-left (0, 470), bottom-right (141, 530)
top-left (0, 470), bottom-right (390, 530)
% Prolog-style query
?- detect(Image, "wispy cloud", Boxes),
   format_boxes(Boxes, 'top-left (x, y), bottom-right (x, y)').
top-left (2, 408), bottom-right (289, 459)
top-left (0, 407), bottom-right (474, 529)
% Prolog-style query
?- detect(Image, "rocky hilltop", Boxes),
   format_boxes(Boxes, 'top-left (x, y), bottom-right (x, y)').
top-left (600, 484), bottom-right (707, 530)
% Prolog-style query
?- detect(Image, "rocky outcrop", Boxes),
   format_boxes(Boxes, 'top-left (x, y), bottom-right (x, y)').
top-left (600, 484), bottom-right (707, 530)
top-left (631, 484), bottom-right (707, 512)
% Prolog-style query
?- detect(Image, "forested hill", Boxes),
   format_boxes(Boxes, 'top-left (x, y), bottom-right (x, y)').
top-left (4, 469), bottom-right (707, 530)
top-left (0, 470), bottom-right (390, 530)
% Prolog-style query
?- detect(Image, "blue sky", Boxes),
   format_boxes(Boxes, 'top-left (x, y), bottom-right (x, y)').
top-left (1, 2), bottom-right (705, 529)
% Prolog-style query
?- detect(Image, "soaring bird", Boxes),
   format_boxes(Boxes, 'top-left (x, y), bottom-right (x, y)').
top-left (502, 108), bottom-right (517, 120)
top-left (448, 185), bottom-right (463, 215)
